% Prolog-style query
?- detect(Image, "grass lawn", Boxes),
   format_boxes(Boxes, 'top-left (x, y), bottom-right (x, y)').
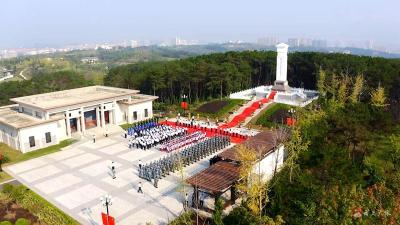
top-left (194, 99), bottom-right (245, 120)
top-left (0, 139), bottom-right (75, 183)
top-left (255, 103), bottom-right (292, 127)
top-left (1, 184), bottom-right (80, 225)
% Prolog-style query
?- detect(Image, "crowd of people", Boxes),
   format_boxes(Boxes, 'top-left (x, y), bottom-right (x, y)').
top-left (159, 131), bottom-right (206, 152)
top-left (128, 124), bottom-right (187, 150)
top-left (139, 135), bottom-right (230, 187)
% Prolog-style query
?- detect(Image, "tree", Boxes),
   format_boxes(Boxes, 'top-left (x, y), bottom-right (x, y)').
top-left (0, 153), bottom-right (9, 172)
top-left (371, 85), bottom-right (387, 107)
top-left (285, 127), bottom-right (310, 183)
top-left (349, 74), bottom-right (364, 103)
top-left (337, 75), bottom-right (350, 105)
top-left (317, 69), bottom-right (327, 97)
top-left (236, 144), bottom-right (269, 220)
top-left (213, 197), bottom-right (224, 225)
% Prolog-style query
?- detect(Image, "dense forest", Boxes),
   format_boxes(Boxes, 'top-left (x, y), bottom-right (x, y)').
top-left (104, 51), bottom-right (400, 104)
top-left (0, 71), bottom-right (92, 106)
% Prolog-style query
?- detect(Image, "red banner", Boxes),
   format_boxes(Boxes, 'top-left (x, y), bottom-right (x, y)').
top-left (101, 213), bottom-right (115, 225)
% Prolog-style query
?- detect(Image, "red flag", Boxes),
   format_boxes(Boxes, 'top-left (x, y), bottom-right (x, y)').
top-left (101, 213), bottom-right (115, 225)
top-left (181, 102), bottom-right (188, 109)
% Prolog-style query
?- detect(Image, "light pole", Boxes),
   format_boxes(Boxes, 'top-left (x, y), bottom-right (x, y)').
top-left (100, 194), bottom-right (113, 224)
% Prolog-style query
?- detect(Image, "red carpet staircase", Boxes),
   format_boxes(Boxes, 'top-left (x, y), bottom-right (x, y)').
top-left (218, 90), bottom-right (276, 129)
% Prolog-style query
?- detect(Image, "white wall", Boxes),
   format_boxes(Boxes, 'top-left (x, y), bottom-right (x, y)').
top-left (126, 101), bottom-right (153, 124)
top-left (56, 119), bottom-right (68, 141)
top-left (0, 123), bottom-right (19, 150)
top-left (114, 103), bottom-right (128, 125)
top-left (19, 122), bottom-right (59, 153)
top-left (252, 145), bottom-right (285, 181)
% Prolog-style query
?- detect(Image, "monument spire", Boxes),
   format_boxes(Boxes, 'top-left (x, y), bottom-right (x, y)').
top-left (273, 43), bottom-right (290, 91)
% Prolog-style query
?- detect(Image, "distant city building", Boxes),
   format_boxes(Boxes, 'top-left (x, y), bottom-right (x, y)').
top-left (173, 37), bottom-right (198, 46)
top-left (81, 57), bottom-right (99, 64)
top-left (312, 39), bottom-right (328, 48)
top-left (257, 37), bottom-right (278, 46)
top-left (0, 68), bottom-right (14, 82)
top-left (299, 38), bottom-right (312, 47)
top-left (95, 44), bottom-right (113, 50)
top-left (288, 38), bottom-right (300, 47)
top-left (130, 40), bottom-right (139, 48)
top-left (175, 37), bottom-right (188, 46)
top-left (288, 38), bottom-right (312, 48)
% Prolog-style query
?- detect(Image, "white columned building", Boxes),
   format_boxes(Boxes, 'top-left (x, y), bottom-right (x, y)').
top-left (0, 86), bottom-right (158, 153)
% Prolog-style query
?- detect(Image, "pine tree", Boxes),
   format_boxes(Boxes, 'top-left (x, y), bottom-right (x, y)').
top-left (212, 197), bottom-right (224, 225)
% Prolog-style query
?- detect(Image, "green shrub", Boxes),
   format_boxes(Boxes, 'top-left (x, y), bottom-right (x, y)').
top-left (15, 218), bottom-right (30, 225)
top-left (212, 198), bottom-right (224, 225)
top-left (255, 103), bottom-right (290, 127)
top-left (1, 183), bottom-right (13, 194)
top-left (168, 211), bottom-right (194, 225)
top-left (0, 221), bottom-right (12, 225)
top-left (1, 184), bottom-right (77, 225)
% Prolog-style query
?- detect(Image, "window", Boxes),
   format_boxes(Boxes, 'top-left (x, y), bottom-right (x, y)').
top-left (45, 132), bottom-right (51, 143)
top-left (29, 136), bottom-right (35, 147)
top-left (35, 111), bottom-right (41, 119)
top-left (133, 111), bottom-right (138, 121)
top-left (144, 109), bottom-right (148, 118)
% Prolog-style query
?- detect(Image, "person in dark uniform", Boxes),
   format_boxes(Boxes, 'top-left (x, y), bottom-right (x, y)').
top-left (111, 161), bottom-right (116, 179)
top-left (138, 181), bottom-right (143, 193)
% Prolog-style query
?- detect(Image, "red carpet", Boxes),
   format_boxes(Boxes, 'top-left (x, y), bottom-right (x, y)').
top-left (160, 91), bottom-right (276, 144)
top-left (218, 91), bottom-right (276, 129)
top-left (160, 121), bottom-right (246, 143)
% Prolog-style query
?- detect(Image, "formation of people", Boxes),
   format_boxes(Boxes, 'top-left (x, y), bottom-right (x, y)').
top-left (138, 135), bottom-right (230, 187)
top-left (128, 124), bottom-right (187, 150)
top-left (159, 131), bottom-right (206, 152)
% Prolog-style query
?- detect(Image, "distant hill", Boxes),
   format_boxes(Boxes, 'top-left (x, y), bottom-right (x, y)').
top-left (0, 43), bottom-right (398, 84)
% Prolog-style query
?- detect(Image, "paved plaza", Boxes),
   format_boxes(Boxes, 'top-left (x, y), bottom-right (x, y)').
top-left (5, 132), bottom-right (231, 225)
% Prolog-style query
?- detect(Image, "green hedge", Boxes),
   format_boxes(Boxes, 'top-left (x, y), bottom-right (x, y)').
top-left (15, 218), bottom-right (29, 225)
top-left (2, 184), bottom-right (79, 225)
top-left (0, 221), bottom-right (12, 225)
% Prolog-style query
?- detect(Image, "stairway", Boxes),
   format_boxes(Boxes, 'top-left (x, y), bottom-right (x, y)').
top-left (83, 124), bottom-right (124, 139)
top-left (268, 90), bottom-right (277, 100)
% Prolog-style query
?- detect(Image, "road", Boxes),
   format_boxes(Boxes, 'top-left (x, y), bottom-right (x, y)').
top-left (19, 68), bottom-right (28, 80)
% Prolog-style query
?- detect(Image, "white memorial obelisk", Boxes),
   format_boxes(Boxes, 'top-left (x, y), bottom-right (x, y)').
top-left (273, 43), bottom-right (290, 91)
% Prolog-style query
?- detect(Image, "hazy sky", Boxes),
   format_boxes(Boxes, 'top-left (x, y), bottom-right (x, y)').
top-left (1, 0), bottom-right (399, 49)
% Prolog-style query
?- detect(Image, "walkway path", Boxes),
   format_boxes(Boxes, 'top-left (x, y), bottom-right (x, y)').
top-left (19, 68), bottom-right (28, 80)
top-left (5, 132), bottom-right (230, 225)
top-left (220, 91), bottom-right (276, 128)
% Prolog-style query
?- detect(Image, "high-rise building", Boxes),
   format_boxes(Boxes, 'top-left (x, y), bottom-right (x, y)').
top-left (175, 37), bottom-right (188, 46)
top-left (130, 40), bottom-right (139, 48)
top-left (299, 38), bottom-right (312, 47)
top-left (288, 38), bottom-right (300, 47)
top-left (257, 37), bottom-right (278, 46)
top-left (312, 39), bottom-right (328, 48)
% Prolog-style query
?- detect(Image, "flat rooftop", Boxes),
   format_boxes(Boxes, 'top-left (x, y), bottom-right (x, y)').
top-left (0, 105), bottom-right (59, 129)
top-left (119, 94), bottom-right (159, 105)
top-left (11, 86), bottom-right (140, 110)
